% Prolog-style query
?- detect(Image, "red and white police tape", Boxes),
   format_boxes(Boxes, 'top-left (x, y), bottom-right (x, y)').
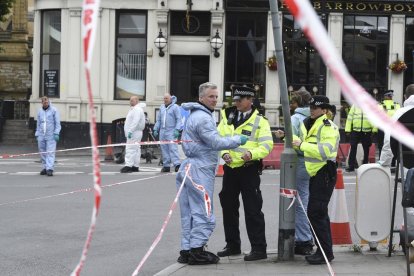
top-left (283, 0), bottom-right (414, 151)
top-left (0, 174), bottom-right (172, 207)
top-left (71, 1), bottom-right (102, 275)
top-left (0, 140), bottom-right (194, 159)
top-left (131, 164), bottom-right (192, 276)
top-left (280, 187), bottom-right (335, 276)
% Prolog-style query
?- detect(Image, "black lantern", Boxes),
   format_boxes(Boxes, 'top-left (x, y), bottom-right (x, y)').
top-left (210, 29), bottom-right (223, 58)
top-left (154, 29), bottom-right (167, 57)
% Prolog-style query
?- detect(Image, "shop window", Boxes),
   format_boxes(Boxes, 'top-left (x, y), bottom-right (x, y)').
top-left (224, 12), bottom-right (267, 100)
top-left (282, 14), bottom-right (326, 95)
top-left (404, 17), bottom-right (414, 90)
top-left (343, 15), bottom-right (389, 97)
top-left (115, 12), bottom-right (147, 100)
top-left (40, 10), bottom-right (61, 98)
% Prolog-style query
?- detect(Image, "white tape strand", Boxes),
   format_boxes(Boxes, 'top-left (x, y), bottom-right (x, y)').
top-left (295, 193), bottom-right (335, 276)
top-left (0, 174), bottom-right (171, 207)
top-left (131, 164), bottom-right (191, 276)
top-left (284, 0), bottom-right (414, 152)
top-left (0, 140), bottom-right (194, 159)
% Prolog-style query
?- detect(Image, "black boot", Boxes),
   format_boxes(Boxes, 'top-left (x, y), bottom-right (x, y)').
top-left (217, 246), bottom-right (241, 257)
top-left (177, 250), bottom-right (189, 263)
top-left (188, 246), bottom-right (220, 265)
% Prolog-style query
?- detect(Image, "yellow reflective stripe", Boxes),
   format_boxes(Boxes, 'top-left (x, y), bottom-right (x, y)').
top-left (263, 143), bottom-right (272, 152)
top-left (258, 136), bottom-right (273, 142)
top-left (249, 115), bottom-right (261, 141)
top-left (232, 147), bottom-right (245, 153)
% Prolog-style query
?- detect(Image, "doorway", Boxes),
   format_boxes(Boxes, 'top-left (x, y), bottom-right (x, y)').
top-left (170, 55), bottom-right (210, 103)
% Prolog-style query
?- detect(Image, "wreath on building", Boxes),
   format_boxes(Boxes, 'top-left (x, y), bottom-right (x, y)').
top-left (388, 58), bottom-right (407, 74)
top-left (265, 55), bottom-right (277, 71)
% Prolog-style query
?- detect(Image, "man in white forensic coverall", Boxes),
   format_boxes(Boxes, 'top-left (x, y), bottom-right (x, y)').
top-left (120, 96), bottom-right (145, 173)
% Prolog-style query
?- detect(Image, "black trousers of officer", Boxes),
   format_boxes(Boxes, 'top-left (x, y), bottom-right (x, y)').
top-left (348, 131), bottom-right (372, 169)
top-left (307, 161), bottom-right (337, 258)
top-left (219, 163), bottom-right (267, 252)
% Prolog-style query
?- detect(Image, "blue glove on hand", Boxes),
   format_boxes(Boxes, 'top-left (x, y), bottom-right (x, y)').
top-left (240, 135), bottom-right (248, 145)
top-left (54, 134), bottom-right (59, 142)
top-left (174, 129), bottom-right (180, 139)
top-left (128, 132), bottom-right (132, 139)
top-left (153, 130), bottom-right (158, 138)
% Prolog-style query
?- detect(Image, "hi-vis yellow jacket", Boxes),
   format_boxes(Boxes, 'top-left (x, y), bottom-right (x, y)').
top-left (345, 105), bottom-right (377, 133)
top-left (381, 99), bottom-right (400, 117)
top-left (217, 107), bottom-right (273, 168)
top-left (295, 114), bottom-right (340, 177)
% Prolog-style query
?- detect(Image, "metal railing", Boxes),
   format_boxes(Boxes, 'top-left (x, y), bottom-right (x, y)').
top-left (14, 100), bottom-right (29, 120)
top-left (117, 53), bottom-right (146, 80)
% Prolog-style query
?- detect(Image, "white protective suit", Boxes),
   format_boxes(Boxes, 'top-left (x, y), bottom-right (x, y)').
top-left (378, 95), bottom-right (414, 167)
top-left (124, 103), bottom-right (145, 168)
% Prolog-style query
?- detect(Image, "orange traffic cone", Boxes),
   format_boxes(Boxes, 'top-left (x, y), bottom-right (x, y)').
top-left (329, 168), bottom-right (352, 244)
top-left (105, 134), bottom-right (114, 161)
top-left (216, 158), bottom-right (225, 177)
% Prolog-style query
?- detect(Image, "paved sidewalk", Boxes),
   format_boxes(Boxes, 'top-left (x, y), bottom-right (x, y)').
top-left (155, 246), bottom-right (409, 276)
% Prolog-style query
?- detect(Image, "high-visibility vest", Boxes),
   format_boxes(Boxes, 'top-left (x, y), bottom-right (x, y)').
top-left (296, 114), bottom-right (340, 177)
top-left (217, 108), bottom-right (273, 168)
top-left (381, 99), bottom-right (400, 117)
top-left (345, 105), bottom-right (377, 133)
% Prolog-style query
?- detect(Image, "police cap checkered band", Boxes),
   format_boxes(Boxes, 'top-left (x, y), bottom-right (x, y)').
top-left (309, 95), bottom-right (330, 108)
top-left (384, 90), bottom-right (394, 97)
top-left (232, 85), bottom-right (255, 100)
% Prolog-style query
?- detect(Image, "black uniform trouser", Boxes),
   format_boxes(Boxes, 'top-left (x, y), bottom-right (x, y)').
top-left (348, 131), bottom-right (372, 169)
top-left (219, 163), bottom-right (266, 252)
top-left (307, 161), bottom-right (337, 258)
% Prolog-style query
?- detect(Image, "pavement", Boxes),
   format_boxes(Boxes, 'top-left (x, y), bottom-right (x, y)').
top-left (155, 246), bottom-right (409, 276)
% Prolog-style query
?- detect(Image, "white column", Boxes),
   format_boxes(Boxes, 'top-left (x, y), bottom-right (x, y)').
top-left (326, 13), bottom-right (343, 127)
top-left (265, 11), bottom-right (281, 127)
top-left (388, 14), bottom-right (405, 105)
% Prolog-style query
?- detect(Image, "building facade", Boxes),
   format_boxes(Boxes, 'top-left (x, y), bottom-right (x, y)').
top-left (30, 0), bottom-right (414, 146)
top-left (0, 0), bottom-right (32, 120)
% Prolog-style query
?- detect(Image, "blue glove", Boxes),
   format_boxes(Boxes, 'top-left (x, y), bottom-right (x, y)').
top-left (153, 130), bottom-right (158, 138)
top-left (174, 129), bottom-right (180, 139)
top-left (128, 132), bottom-right (132, 139)
top-left (240, 135), bottom-right (248, 145)
top-left (54, 134), bottom-right (59, 142)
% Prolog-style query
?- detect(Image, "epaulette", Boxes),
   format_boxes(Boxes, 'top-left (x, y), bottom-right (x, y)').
top-left (257, 113), bottom-right (268, 120)
top-left (323, 119), bottom-right (331, 126)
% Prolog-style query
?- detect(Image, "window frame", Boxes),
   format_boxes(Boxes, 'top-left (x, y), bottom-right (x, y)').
top-left (342, 15), bottom-right (390, 97)
top-left (114, 10), bottom-right (148, 101)
top-left (39, 9), bottom-right (61, 98)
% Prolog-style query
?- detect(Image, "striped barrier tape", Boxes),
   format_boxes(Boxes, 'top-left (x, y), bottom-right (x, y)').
top-left (0, 140), bottom-right (194, 159)
top-left (71, 1), bottom-right (102, 275)
top-left (0, 174), bottom-right (173, 207)
top-left (279, 188), bottom-right (297, 210)
top-left (283, 0), bottom-right (414, 152)
top-left (131, 164), bottom-right (192, 276)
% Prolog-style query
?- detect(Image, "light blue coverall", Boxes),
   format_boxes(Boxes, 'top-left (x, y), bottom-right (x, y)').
top-left (154, 96), bottom-right (182, 167)
top-left (35, 104), bottom-right (61, 171)
top-left (291, 106), bottom-right (313, 244)
top-left (176, 102), bottom-right (242, 250)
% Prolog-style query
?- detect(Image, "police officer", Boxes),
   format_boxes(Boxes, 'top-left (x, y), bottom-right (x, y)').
top-left (377, 90), bottom-right (400, 160)
top-left (344, 104), bottom-right (377, 172)
top-left (217, 85), bottom-right (273, 261)
top-left (292, 95), bottom-right (339, 265)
